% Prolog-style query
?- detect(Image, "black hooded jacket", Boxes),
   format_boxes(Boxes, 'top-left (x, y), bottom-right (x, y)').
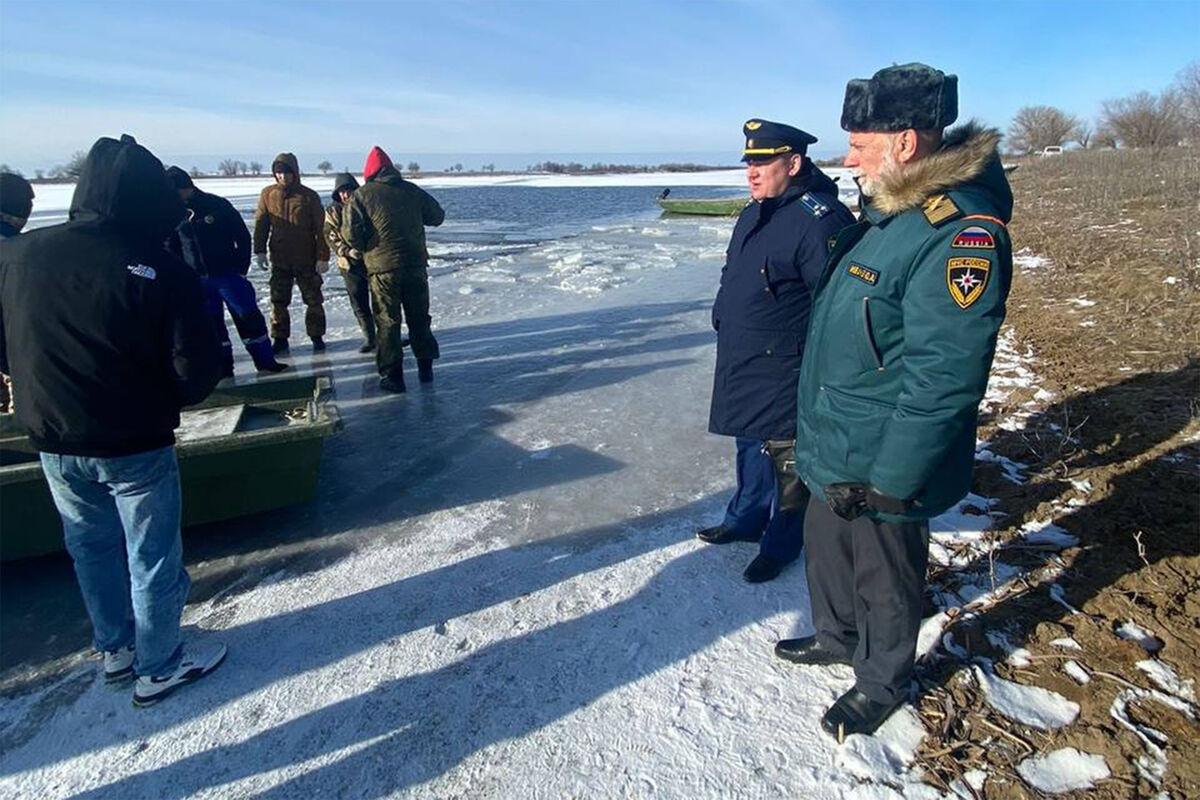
top-left (0, 135), bottom-right (221, 457)
top-left (168, 188), bottom-right (253, 276)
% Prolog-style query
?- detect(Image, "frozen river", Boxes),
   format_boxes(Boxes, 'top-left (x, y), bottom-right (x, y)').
top-left (1, 171), bottom-right (964, 799)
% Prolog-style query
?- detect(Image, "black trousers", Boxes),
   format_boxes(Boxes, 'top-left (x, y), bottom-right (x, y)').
top-left (804, 496), bottom-right (930, 705)
top-left (368, 269), bottom-right (440, 379)
top-left (341, 262), bottom-right (376, 343)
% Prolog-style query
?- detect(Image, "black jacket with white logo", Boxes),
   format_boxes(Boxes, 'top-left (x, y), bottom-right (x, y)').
top-left (0, 135), bottom-right (221, 457)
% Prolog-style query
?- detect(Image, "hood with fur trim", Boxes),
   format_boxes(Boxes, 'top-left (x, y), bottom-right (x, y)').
top-left (868, 121), bottom-right (1010, 219)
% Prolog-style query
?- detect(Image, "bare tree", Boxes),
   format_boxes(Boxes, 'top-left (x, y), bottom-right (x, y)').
top-left (1101, 90), bottom-right (1183, 148)
top-left (34, 169), bottom-right (44, 180)
top-left (1007, 105), bottom-right (1080, 154)
top-left (249, 161), bottom-right (263, 175)
top-left (218, 158), bottom-right (240, 177)
top-left (236, 160), bottom-right (249, 175)
top-left (1174, 60), bottom-right (1200, 143)
top-left (1072, 121), bottom-right (1092, 149)
top-left (189, 166), bottom-right (203, 178)
top-left (317, 160), bottom-right (332, 175)
top-left (406, 161), bottom-right (420, 174)
top-left (453, 163), bottom-right (463, 172)
top-left (62, 151), bottom-right (88, 179)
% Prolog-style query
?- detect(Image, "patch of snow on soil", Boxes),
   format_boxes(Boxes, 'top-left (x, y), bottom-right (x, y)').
top-left (1062, 660), bottom-right (1091, 685)
top-left (1016, 747), bottom-right (1110, 794)
top-left (1116, 620), bottom-right (1164, 653)
top-left (1136, 659), bottom-right (1196, 702)
top-left (973, 666), bottom-right (1080, 730)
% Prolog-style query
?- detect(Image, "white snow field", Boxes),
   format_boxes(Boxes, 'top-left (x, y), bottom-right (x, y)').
top-left (2, 173), bottom-right (1025, 799)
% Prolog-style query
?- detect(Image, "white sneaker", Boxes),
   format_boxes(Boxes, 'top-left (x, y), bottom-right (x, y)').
top-left (102, 645), bottom-right (136, 683)
top-left (132, 642), bottom-right (227, 707)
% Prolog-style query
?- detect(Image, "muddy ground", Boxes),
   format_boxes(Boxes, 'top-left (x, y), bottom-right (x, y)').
top-left (912, 147), bottom-right (1199, 798)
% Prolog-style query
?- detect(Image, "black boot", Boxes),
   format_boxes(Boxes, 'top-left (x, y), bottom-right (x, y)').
top-left (312, 336), bottom-right (326, 353)
top-left (358, 336), bottom-right (376, 354)
top-left (257, 360), bottom-right (290, 374)
top-left (417, 358), bottom-right (434, 384)
top-left (696, 524), bottom-right (761, 545)
top-left (773, 636), bottom-right (853, 666)
top-left (379, 373), bottom-right (406, 393)
top-left (821, 688), bottom-right (906, 743)
top-left (742, 554), bottom-right (786, 583)
top-left (271, 338), bottom-right (289, 354)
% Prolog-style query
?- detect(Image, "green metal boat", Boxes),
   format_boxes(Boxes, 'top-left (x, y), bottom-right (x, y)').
top-left (0, 373), bottom-right (342, 562)
top-left (657, 197), bottom-right (749, 216)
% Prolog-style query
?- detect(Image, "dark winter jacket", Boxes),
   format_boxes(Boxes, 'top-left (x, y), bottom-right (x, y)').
top-left (168, 188), bottom-right (252, 275)
top-left (708, 164), bottom-right (854, 440)
top-left (324, 173), bottom-right (365, 272)
top-left (794, 123), bottom-right (1014, 520)
top-left (342, 166), bottom-right (444, 276)
top-left (252, 152), bottom-right (329, 266)
top-left (0, 135), bottom-right (221, 457)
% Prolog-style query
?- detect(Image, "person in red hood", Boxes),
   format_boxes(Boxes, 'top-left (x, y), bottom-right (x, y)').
top-left (342, 146), bottom-right (444, 393)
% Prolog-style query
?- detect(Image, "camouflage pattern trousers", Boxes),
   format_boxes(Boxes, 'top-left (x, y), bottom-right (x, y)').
top-left (268, 262), bottom-right (326, 340)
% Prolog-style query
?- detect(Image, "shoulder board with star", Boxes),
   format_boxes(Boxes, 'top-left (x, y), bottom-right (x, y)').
top-left (799, 192), bottom-right (829, 218)
top-left (922, 194), bottom-right (961, 227)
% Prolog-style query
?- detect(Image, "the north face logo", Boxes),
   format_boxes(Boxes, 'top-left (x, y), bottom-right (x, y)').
top-left (127, 264), bottom-right (157, 280)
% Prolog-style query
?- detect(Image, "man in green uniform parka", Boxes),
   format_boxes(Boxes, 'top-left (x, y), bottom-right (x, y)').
top-left (775, 63), bottom-right (1014, 740)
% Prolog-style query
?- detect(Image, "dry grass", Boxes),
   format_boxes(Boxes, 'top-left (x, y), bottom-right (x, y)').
top-left (910, 147), bottom-right (1200, 799)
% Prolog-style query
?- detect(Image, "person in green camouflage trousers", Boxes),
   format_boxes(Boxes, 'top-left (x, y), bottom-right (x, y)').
top-left (342, 146), bottom-right (444, 393)
top-left (774, 63), bottom-right (1014, 740)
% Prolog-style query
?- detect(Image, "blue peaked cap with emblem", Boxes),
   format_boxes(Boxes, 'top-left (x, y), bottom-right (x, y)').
top-left (741, 119), bottom-right (818, 163)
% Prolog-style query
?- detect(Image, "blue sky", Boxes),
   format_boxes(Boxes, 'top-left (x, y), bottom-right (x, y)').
top-left (0, 0), bottom-right (1196, 171)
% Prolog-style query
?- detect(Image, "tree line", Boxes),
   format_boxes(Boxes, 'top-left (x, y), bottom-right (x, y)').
top-left (1007, 61), bottom-right (1199, 154)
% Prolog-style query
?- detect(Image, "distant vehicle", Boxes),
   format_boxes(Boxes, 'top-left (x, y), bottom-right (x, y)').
top-left (1040, 146), bottom-right (1063, 157)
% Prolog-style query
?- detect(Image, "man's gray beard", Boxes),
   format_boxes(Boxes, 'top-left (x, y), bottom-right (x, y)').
top-left (855, 149), bottom-right (898, 198)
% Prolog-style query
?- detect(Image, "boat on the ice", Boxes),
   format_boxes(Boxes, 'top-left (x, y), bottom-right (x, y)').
top-left (0, 373), bottom-right (342, 561)
top-left (657, 196), bottom-right (750, 216)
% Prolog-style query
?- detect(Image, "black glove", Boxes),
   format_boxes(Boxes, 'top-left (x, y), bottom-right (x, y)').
top-left (825, 483), bottom-right (913, 521)
top-left (825, 483), bottom-right (867, 521)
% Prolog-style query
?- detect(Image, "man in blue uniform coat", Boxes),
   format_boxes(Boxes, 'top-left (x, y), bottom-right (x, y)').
top-left (699, 119), bottom-right (855, 583)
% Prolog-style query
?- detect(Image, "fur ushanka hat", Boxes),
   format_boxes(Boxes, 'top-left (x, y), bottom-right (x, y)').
top-left (841, 63), bottom-right (958, 132)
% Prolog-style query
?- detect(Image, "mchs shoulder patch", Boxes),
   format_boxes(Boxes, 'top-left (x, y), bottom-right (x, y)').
top-left (127, 264), bottom-right (157, 280)
top-left (946, 257), bottom-right (990, 309)
top-left (951, 225), bottom-right (995, 249)
top-left (847, 262), bottom-right (879, 285)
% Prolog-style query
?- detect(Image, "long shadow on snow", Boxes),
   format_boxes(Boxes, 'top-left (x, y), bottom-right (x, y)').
top-left (0, 299), bottom-right (713, 679)
top-left (71, 497), bottom-right (805, 799)
top-left (2, 495), bottom-right (762, 778)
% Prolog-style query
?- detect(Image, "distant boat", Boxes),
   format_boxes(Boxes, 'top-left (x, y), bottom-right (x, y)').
top-left (657, 196), bottom-right (749, 216)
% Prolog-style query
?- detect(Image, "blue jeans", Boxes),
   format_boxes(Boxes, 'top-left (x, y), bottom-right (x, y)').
top-left (40, 446), bottom-right (189, 677)
top-left (722, 437), bottom-right (805, 564)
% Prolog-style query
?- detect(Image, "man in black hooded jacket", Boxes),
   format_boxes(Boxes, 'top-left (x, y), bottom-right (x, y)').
top-left (165, 166), bottom-right (288, 375)
top-left (0, 135), bottom-right (227, 706)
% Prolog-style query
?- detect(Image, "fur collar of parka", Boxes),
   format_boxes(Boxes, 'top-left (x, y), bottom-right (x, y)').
top-left (868, 121), bottom-right (1001, 216)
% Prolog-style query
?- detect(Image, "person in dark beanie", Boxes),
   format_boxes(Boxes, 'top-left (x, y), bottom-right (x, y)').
top-left (342, 146), bottom-right (444, 393)
top-left (775, 63), bottom-right (1014, 740)
top-left (324, 173), bottom-right (376, 353)
top-left (699, 119), bottom-right (854, 584)
top-left (165, 166), bottom-right (288, 376)
top-left (0, 171), bottom-right (34, 239)
top-left (0, 135), bottom-right (227, 706)
top-left (0, 171), bottom-right (34, 412)
top-left (252, 153), bottom-right (329, 353)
